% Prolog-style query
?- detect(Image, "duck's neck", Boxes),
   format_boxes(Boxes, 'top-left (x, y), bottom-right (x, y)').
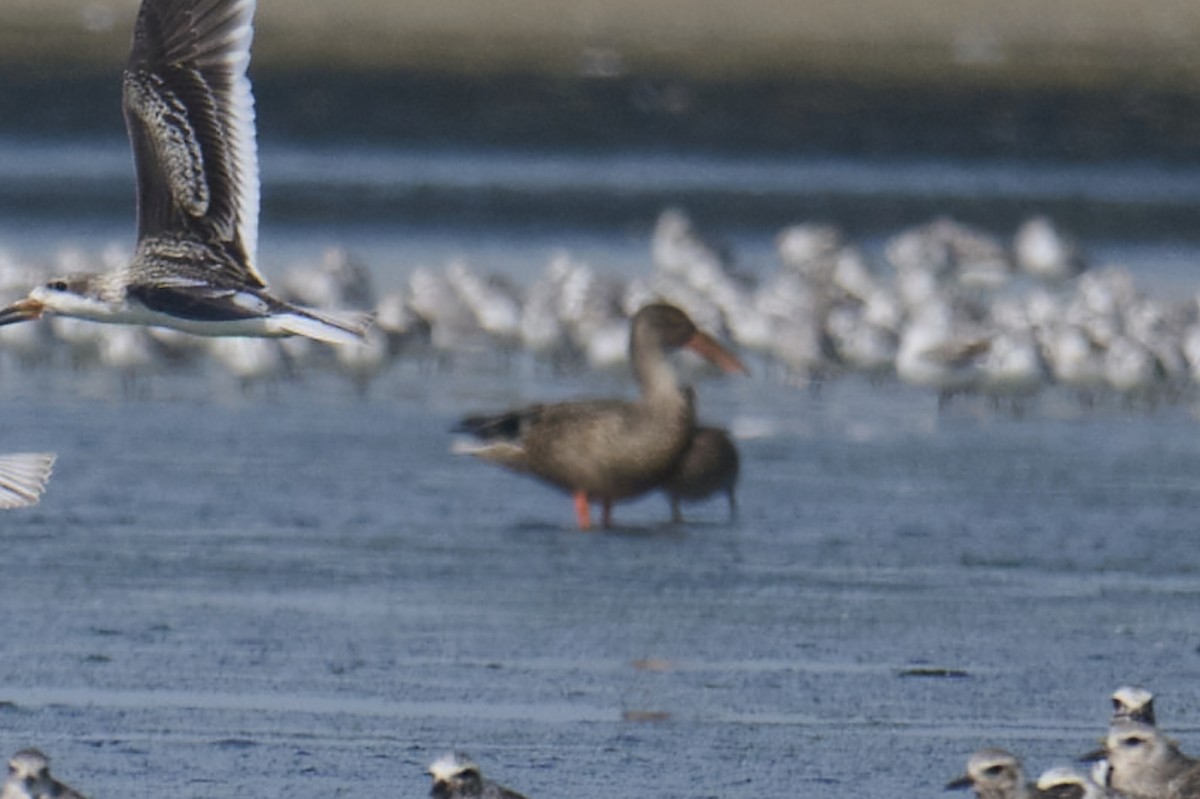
top-left (631, 328), bottom-right (687, 405)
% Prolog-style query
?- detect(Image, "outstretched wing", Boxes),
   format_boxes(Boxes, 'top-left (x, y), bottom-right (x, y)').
top-left (123, 0), bottom-right (264, 287)
top-left (0, 453), bottom-right (55, 510)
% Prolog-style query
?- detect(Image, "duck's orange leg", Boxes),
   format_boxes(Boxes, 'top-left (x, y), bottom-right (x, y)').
top-left (573, 490), bottom-right (592, 531)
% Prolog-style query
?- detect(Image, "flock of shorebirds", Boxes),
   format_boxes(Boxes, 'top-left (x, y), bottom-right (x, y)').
top-left (7, 685), bottom-right (1195, 799)
top-left (0, 0), bottom-right (753, 529)
top-left (1, 0), bottom-right (744, 791)
top-left (949, 686), bottom-right (1200, 799)
top-left (1, 747), bottom-right (526, 799)
top-left (2, 0), bottom-right (1192, 796)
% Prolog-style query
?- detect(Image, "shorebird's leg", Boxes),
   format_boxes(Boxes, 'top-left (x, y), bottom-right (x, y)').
top-left (573, 490), bottom-right (591, 531)
top-left (671, 497), bottom-right (683, 524)
top-left (601, 498), bottom-right (613, 528)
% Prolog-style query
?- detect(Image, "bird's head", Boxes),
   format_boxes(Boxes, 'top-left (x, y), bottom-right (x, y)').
top-left (631, 303), bottom-right (748, 375)
top-left (0, 275), bottom-right (112, 325)
top-left (428, 752), bottom-right (484, 798)
top-left (5, 749), bottom-right (51, 796)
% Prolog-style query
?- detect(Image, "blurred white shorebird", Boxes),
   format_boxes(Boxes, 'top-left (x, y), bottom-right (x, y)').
top-left (0, 454), bottom-right (55, 510)
top-left (0, 0), bottom-right (371, 345)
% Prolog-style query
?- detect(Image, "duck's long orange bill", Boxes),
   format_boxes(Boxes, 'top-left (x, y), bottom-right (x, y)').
top-left (685, 331), bottom-right (748, 375)
top-left (0, 298), bottom-right (44, 326)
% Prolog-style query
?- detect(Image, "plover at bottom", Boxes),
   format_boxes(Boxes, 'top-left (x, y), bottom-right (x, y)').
top-left (946, 748), bottom-right (1037, 799)
top-left (1082, 720), bottom-right (1200, 799)
top-left (1036, 766), bottom-right (1109, 799)
top-left (1112, 685), bottom-right (1157, 726)
top-left (2, 748), bottom-right (87, 799)
top-left (428, 752), bottom-right (527, 799)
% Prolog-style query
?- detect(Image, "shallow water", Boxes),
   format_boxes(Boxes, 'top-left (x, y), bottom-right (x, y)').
top-left (1, 72), bottom-right (1200, 793)
top-left (2, 362), bottom-right (1199, 798)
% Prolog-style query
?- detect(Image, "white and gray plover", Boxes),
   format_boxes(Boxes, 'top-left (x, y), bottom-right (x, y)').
top-left (946, 748), bottom-right (1037, 799)
top-left (1082, 720), bottom-right (1200, 799)
top-left (0, 0), bottom-right (371, 345)
top-left (2, 748), bottom-right (87, 799)
top-left (427, 752), bottom-right (527, 799)
top-left (1035, 766), bottom-right (1108, 799)
top-left (1112, 685), bottom-right (1157, 727)
top-left (0, 453), bottom-right (55, 510)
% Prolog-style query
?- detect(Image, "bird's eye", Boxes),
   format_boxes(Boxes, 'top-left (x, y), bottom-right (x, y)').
top-left (1122, 737), bottom-right (1144, 749)
top-left (47, 280), bottom-right (68, 292)
top-left (984, 765), bottom-right (1004, 776)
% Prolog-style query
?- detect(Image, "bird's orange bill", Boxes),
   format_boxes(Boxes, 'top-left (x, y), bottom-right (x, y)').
top-left (685, 331), bottom-right (749, 375)
top-left (0, 298), bottom-right (44, 326)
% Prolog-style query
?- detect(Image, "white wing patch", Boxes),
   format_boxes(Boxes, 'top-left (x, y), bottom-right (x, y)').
top-left (230, 291), bottom-right (270, 314)
top-left (0, 453), bottom-right (55, 510)
top-left (192, 3), bottom-right (261, 278)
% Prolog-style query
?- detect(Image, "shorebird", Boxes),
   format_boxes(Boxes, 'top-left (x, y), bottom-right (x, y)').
top-left (2, 748), bottom-right (87, 799)
top-left (946, 748), bottom-right (1037, 799)
top-left (0, 0), bottom-right (370, 345)
top-left (454, 303), bottom-right (747, 530)
top-left (0, 453), bottom-right (55, 510)
top-left (659, 424), bottom-right (739, 523)
top-left (1035, 766), bottom-right (1109, 799)
top-left (427, 752), bottom-right (527, 799)
top-left (1082, 720), bottom-right (1200, 799)
top-left (1112, 686), bottom-right (1157, 727)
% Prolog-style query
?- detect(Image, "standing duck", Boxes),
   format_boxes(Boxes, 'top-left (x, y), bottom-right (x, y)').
top-left (659, 425), bottom-right (739, 523)
top-left (454, 303), bottom-right (746, 530)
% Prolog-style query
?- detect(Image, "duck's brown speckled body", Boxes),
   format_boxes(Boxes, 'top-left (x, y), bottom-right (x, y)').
top-left (455, 303), bottom-right (745, 529)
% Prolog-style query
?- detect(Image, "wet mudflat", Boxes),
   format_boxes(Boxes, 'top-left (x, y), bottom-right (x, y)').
top-left (1, 366), bottom-right (1198, 799)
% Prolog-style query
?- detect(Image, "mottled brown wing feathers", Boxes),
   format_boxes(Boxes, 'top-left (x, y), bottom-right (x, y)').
top-left (123, 0), bottom-right (263, 287)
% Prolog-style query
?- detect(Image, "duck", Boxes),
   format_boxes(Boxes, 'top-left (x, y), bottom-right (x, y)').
top-left (454, 303), bottom-right (746, 530)
top-left (659, 424), bottom-right (739, 523)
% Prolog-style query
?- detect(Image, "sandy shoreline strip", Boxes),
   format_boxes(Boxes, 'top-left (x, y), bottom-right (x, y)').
top-left (3, 0), bottom-right (1200, 89)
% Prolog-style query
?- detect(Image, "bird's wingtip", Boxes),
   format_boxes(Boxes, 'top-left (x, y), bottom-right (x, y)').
top-left (0, 452), bottom-right (56, 510)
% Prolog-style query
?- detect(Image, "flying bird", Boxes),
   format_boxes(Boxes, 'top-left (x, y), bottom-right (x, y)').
top-left (0, 0), bottom-right (371, 345)
top-left (0, 453), bottom-right (55, 510)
